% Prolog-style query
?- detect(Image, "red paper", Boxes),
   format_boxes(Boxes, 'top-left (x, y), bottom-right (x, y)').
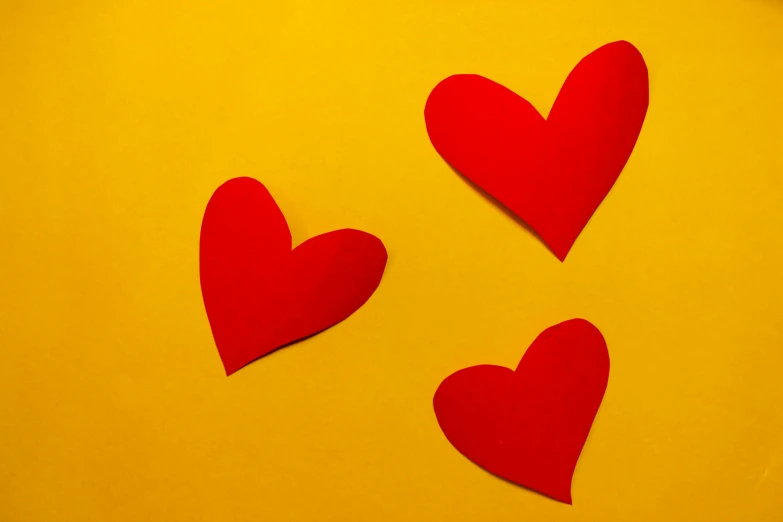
top-left (433, 319), bottom-right (610, 504)
top-left (200, 177), bottom-right (388, 375)
top-left (424, 41), bottom-right (649, 261)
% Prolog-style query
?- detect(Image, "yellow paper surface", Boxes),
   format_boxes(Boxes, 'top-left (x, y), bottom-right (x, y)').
top-left (1, 1), bottom-right (782, 520)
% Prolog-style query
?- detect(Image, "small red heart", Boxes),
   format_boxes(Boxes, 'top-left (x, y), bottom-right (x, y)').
top-left (433, 319), bottom-right (610, 504)
top-left (200, 177), bottom-right (387, 375)
top-left (424, 41), bottom-right (649, 261)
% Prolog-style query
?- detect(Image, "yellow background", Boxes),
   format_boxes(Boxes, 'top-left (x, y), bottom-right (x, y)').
top-left (1, 1), bottom-right (782, 520)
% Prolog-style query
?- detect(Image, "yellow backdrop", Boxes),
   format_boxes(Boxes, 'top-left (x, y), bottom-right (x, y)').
top-left (1, 1), bottom-right (782, 520)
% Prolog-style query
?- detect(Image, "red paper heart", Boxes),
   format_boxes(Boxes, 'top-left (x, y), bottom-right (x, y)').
top-left (433, 319), bottom-right (610, 504)
top-left (424, 41), bottom-right (648, 261)
top-left (200, 177), bottom-right (387, 375)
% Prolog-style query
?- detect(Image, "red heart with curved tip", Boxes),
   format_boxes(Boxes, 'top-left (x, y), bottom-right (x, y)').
top-left (424, 41), bottom-right (648, 261)
top-left (433, 319), bottom-right (610, 504)
top-left (200, 177), bottom-right (387, 375)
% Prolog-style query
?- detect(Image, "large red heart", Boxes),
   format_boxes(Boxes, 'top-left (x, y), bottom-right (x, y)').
top-left (424, 41), bottom-right (649, 261)
top-left (433, 319), bottom-right (610, 504)
top-left (200, 177), bottom-right (387, 375)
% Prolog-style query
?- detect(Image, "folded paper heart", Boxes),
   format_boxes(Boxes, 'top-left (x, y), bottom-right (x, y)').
top-left (433, 319), bottom-right (610, 504)
top-left (200, 177), bottom-right (387, 375)
top-left (424, 40), bottom-right (649, 261)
